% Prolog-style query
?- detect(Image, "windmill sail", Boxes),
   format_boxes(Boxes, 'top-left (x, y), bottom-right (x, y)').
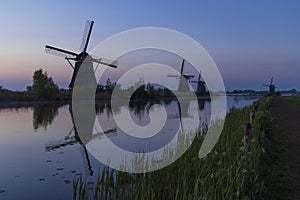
top-left (80, 20), bottom-right (94, 52)
top-left (270, 76), bottom-right (274, 85)
top-left (90, 54), bottom-right (118, 68)
top-left (45, 45), bottom-right (78, 58)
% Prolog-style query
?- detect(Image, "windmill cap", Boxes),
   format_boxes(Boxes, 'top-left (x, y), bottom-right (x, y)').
top-left (76, 52), bottom-right (91, 61)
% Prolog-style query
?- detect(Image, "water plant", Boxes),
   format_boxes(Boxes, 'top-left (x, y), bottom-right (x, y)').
top-left (73, 97), bottom-right (272, 199)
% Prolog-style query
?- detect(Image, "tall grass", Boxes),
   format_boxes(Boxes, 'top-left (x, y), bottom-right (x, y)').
top-left (73, 97), bottom-right (272, 199)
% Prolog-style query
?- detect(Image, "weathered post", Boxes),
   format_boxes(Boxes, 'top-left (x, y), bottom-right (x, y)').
top-left (250, 110), bottom-right (255, 125)
top-left (244, 123), bottom-right (251, 152)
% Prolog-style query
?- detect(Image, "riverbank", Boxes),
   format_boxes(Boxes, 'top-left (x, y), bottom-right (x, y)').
top-left (73, 97), bottom-right (273, 199)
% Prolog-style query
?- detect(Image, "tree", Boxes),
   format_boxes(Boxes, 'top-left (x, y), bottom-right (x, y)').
top-left (32, 69), bottom-right (59, 100)
top-left (96, 84), bottom-right (105, 93)
top-left (146, 83), bottom-right (157, 98)
top-left (26, 85), bottom-right (32, 92)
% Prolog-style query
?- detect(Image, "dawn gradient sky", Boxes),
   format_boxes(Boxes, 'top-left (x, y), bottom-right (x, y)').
top-left (0, 0), bottom-right (299, 91)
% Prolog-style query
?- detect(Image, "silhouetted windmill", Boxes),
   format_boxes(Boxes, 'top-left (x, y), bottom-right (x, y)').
top-left (45, 20), bottom-right (117, 88)
top-left (167, 59), bottom-right (194, 92)
top-left (191, 71), bottom-right (206, 95)
top-left (263, 76), bottom-right (276, 93)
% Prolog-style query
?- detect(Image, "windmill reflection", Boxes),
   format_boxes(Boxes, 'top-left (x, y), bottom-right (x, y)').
top-left (44, 105), bottom-right (116, 176)
top-left (41, 98), bottom-right (207, 176)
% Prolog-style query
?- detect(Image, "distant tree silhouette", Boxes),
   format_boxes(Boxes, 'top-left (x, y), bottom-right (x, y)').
top-left (32, 69), bottom-right (59, 100)
top-left (146, 83), bottom-right (157, 98)
top-left (26, 85), bottom-right (32, 92)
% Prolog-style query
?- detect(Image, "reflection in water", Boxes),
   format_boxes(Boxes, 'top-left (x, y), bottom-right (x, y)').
top-left (129, 99), bottom-right (148, 120)
top-left (37, 98), bottom-right (209, 175)
top-left (33, 103), bottom-right (61, 131)
top-left (90, 97), bottom-right (206, 172)
top-left (198, 98), bottom-right (209, 110)
top-left (0, 96), bottom-right (259, 199)
top-left (99, 98), bottom-right (208, 153)
top-left (44, 105), bottom-right (117, 176)
top-left (228, 95), bottom-right (259, 110)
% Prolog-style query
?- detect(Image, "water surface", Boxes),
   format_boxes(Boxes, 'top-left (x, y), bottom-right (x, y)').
top-left (0, 96), bottom-right (258, 199)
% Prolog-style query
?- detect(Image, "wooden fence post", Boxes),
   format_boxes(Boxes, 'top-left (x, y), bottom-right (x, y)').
top-left (250, 111), bottom-right (255, 125)
top-left (244, 123), bottom-right (251, 152)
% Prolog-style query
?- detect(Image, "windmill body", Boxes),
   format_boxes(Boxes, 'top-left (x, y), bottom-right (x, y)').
top-left (263, 76), bottom-right (276, 93)
top-left (167, 59), bottom-right (194, 92)
top-left (269, 84), bottom-right (275, 93)
top-left (69, 53), bottom-right (96, 88)
top-left (178, 76), bottom-right (191, 92)
top-left (191, 72), bottom-right (206, 95)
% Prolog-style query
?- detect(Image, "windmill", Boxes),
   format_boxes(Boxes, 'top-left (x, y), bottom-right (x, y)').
top-left (263, 76), bottom-right (276, 93)
top-left (167, 59), bottom-right (194, 92)
top-left (45, 20), bottom-right (117, 88)
top-left (191, 71), bottom-right (206, 95)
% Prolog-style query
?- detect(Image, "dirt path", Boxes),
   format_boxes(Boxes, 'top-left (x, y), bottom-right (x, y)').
top-left (266, 96), bottom-right (300, 199)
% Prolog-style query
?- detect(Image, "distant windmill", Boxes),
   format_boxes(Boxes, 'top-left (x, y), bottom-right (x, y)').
top-left (167, 59), bottom-right (194, 92)
top-left (191, 71), bottom-right (206, 95)
top-left (45, 20), bottom-right (117, 88)
top-left (263, 76), bottom-right (276, 93)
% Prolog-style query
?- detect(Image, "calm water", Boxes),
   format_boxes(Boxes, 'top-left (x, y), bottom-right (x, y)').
top-left (0, 96), bottom-right (258, 199)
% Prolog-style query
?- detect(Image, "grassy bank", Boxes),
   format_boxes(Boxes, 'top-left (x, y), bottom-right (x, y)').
top-left (73, 97), bottom-right (273, 199)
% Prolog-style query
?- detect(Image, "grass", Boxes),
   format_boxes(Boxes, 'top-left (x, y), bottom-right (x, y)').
top-left (73, 97), bottom-right (273, 199)
top-left (285, 96), bottom-right (300, 108)
top-left (260, 96), bottom-right (300, 199)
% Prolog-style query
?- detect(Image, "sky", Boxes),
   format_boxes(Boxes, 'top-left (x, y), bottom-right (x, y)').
top-left (0, 0), bottom-right (300, 91)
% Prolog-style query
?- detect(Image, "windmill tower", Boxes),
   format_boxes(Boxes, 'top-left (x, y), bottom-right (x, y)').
top-left (45, 20), bottom-right (117, 89)
top-left (263, 76), bottom-right (276, 93)
top-left (167, 59), bottom-right (194, 92)
top-left (191, 71), bottom-right (206, 95)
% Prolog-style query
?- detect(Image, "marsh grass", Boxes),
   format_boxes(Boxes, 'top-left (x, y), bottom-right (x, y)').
top-left (73, 97), bottom-right (272, 199)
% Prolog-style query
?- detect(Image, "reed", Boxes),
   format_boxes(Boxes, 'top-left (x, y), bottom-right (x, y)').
top-left (73, 97), bottom-right (272, 200)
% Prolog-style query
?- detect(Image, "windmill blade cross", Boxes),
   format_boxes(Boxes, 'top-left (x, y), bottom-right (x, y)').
top-left (180, 59), bottom-right (185, 75)
top-left (167, 74), bottom-right (180, 78)
top-left (92, 58), bottom-right (118, 68)
top-left (90, 54), bottom-right (118, 68)
top-left (45, 45), bottom-right (78, 58)
top-left (198, 71), bottom-right (202, 81)
top-left (80, 20), bottom-right (94, 52)
top-left (270, 76), bottom-right (274, 85)
top-left (183, 75), bottom-right (194, 79)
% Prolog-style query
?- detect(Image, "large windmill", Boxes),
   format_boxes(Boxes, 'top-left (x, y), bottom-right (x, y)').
top-left (45, 20), bottom-right (117, 88)
top-left (191, 71), bottom-right (206, 95)
top-left (263, 76), bottom-right (276, 93)
top-left (167, 59), bottom-right (194, 92)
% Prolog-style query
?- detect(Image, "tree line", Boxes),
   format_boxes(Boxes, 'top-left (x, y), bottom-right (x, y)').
top-left (0, 69), bottom-right (176, 102)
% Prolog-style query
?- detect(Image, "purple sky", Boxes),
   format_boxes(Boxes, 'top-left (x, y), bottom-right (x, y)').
top-left (0, 0), bottom-right (299, 91)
